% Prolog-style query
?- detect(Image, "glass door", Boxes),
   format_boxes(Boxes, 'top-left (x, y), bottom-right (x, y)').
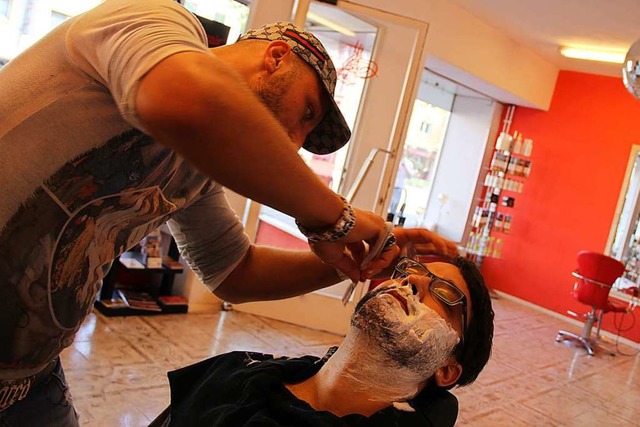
top-left (180, 0), bottom-right (251, 42)
top-left (388, 71), bottom-right (454, 228)
top-left (235, 0), bottom-right (429, 334)
top-left (0, 0), bottom-right (104, 66)
top-left (251, 1), bottom-right (378, 309)
top-left (256, 1), bottom-right (377, 234)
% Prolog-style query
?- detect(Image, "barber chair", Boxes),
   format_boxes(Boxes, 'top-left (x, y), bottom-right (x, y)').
top-left (555, 251), bottom-right (628, 356)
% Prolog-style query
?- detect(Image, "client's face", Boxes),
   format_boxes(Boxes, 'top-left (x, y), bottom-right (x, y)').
top-left (351, 263), bottom-right (470, 379)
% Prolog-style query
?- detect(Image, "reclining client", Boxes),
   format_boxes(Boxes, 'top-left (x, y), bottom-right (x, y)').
top-left (152, 256), bottom-right (494, 427)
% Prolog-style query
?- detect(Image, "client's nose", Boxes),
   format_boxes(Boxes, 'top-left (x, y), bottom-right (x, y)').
top-left (399, 278), bottom-right (419, 295)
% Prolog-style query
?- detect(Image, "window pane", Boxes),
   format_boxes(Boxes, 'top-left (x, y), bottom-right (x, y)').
top-left (390, 97), bottom-right (451, 228)
top-left (0, 0), bottom-right (10, 17)
top-left (0, 0), bottom-right (103, 64)
top-left (182, 0), bottom-right (250, 43)
top-left (299, 2), bottom-right (377, 193)
top-left (255, 2), bottom-right (378, 251)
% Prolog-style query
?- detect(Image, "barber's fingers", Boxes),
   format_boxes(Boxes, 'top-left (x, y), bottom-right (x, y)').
top-left (346, 241), bottom-right (366, 267)
top-left (362, 243), bottom-right (400, 279)
top-left (411, 241), bottom-right (458, 257)
top-left (311, 208), bottom-right (389, 282)
top-left (394, 228), bottom-right (458, 257)
top-left (310, 241), bottom-right (361, 283)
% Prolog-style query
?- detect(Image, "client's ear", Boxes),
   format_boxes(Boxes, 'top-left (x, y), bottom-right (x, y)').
top-left (434, 359), bottom-right (462, 388)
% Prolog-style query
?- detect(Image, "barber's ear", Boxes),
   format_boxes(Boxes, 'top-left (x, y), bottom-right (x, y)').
top-left (263, 40), bottom-right (293, 73)
top-left (434, 359), bottom-right (462, 388)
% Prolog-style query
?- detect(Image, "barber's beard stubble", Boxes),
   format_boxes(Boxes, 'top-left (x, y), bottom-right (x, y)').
top-left (351, 285), bottom-right (459, 379)
top-left (254, 68), bottom-right (298, 120)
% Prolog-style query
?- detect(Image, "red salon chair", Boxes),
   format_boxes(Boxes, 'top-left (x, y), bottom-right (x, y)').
top-left (555, 251), bottom-right (628, 356)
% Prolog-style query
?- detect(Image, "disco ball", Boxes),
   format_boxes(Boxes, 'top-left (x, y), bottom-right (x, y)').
top-left (623, 38), bottom-right (640, 100)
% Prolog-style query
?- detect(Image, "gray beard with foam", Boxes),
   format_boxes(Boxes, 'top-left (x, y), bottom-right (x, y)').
top-left (351, 283), bottom-right (460, 379)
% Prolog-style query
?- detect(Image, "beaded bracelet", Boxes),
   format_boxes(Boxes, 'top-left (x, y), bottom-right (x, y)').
top-left (295, 196), bottom-right (355, 243)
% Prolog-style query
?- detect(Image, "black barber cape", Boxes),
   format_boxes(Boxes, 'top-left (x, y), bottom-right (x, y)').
top-left (167, 349), bottom-right (458, 427)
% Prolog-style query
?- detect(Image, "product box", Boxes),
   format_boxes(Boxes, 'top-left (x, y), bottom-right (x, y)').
top-left (141, 229), bottom-right (162, 268)
top-left (158, 295), bottom-right (189, 314)
top-left (117, 289), bottom-right (162, 312)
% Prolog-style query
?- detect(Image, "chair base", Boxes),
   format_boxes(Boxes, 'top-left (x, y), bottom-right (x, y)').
top-left (555, 330), bottom-right (615, 356)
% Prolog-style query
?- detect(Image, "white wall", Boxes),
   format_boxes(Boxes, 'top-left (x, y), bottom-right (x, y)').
top-left (347, 0), bottom-right (558, 110)
top-left (422, 96), bottom-right (501, 242)
top-left (247, 0), bottom-right (295, 27)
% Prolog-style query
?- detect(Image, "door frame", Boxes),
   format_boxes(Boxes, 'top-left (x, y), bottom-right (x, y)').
top-left (236, 0), bottom-right (430, 335)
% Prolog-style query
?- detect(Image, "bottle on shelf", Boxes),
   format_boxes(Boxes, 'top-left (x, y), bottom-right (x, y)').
top-left (485, 236), bottom-right (496, 256)
top-left (503, 215), bottom-right (512, 233)
top-left (496, 131), bottom-right (513, 151)
top-left (467, 231), bottom-right (476, 253)
top-left (507, 157), bottom-right (517, 175)
top-left (494, 213), bottom-right (504, 232)
top-left (467, 106), bottom-right (532, 265)
top-left (492, 238), bottom-right (503, 258)
top-left (522, 138), bottom-right (533, 157)
top-left (523, 160), bottom-right (532, 178)
top-left (515, 158), bottom-right (525, 176)
top-left (512, 131), bottom-right (523, 155)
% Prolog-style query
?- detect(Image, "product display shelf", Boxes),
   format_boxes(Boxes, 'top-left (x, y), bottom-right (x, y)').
top-left (94, 250), bottom-right (188, 317)
top-left (466, 105), bottom-right (532, 266)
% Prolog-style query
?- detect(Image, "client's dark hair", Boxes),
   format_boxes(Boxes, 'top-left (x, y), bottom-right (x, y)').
top-left (451, 256), bottom-right (494, 387)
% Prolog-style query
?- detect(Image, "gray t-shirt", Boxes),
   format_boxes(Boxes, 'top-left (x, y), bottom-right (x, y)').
top-left (0, 0), bottom-right (250, 379)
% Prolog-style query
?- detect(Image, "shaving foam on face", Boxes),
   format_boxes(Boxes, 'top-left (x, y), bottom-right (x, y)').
top-left (353, 282), bottom-right (460, 371)
top-left (318, 281), bottom-right (460, 406)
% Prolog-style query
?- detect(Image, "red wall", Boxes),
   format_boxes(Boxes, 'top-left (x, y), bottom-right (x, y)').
top-left (255, 221), bottom-right (308, 250)
top-left (482, 70), bottom-right (640, 342)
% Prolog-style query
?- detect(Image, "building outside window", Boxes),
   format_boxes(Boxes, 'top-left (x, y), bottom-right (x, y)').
top-left (0, 0), bottom-right (251, 68)
top-left (181, 0), bottom-right (250, 43)
top-left (0, 0), bottom-right (102, 64)
top-left (0, 0), bottom-right (11, 18)
top-left (390, 97), bottom-right (451, 228)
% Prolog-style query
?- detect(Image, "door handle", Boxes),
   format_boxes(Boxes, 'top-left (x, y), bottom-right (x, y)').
top-left (345, 148), bottom-right (394, 201)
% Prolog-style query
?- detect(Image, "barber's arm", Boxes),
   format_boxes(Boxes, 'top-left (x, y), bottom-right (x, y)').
top-left (136, 51), bottom-right (390, 280)
top-left (214, 227), bottom-right (455, 303)
top-left (136, 51), bottom-right (342, 228)
top-left (215, 246), bottom-right (346, 304)
top-left (166, 187), bottom-right (345, 302)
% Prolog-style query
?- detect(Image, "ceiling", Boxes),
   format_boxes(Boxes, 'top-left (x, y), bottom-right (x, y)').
top-left (450, 0), bottom-right (640, 77)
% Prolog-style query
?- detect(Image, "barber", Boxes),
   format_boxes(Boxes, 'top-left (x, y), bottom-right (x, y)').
top-left (0, 0), bottom-right (457, 425)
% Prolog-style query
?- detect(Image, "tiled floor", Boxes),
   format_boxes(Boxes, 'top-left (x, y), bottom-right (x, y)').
top-left (60, 297), bottom-right (640, 426)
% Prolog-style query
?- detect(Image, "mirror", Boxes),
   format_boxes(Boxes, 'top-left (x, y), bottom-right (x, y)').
top-left (607, 145), bottom-right (640, 298)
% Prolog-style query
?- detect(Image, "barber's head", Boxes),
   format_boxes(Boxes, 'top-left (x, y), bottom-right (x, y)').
top-left (236, 22), bottom-right (351, 154)
top-left (352, 256), bottom-right (494, 389)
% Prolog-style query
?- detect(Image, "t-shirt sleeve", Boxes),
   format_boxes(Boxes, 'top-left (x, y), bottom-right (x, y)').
top-left (65, 0), bottom-right (209, 131)
top-left (166, 183), bottom-right (251, 292)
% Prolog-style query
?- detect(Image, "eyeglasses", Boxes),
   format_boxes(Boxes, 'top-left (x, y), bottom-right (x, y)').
top-left (391, 257), bottom-right (468, 348)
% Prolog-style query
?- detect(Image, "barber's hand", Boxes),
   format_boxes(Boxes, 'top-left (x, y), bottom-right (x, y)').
top-left (363, 227), bottom-right (459, 279)
top-left (309, 208), bottom-right (399, 282)
top-left (395, 227), bottom-right (458, 257)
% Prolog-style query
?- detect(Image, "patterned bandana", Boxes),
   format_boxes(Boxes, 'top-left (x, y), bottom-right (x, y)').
top-left (238, 22), bottom-right (351, 155)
